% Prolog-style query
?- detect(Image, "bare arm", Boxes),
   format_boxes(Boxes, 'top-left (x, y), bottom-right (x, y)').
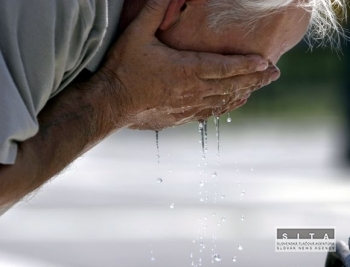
top-left (0, 74), bottom-right (127, 205)
top-left (0, 0), bottom-right (279, 206)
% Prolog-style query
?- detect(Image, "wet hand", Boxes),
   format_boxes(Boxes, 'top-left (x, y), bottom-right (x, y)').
top-left (98, 0), bottom-right (280, 131)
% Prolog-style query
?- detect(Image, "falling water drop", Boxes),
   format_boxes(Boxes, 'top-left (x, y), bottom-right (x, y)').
top-left (227, 113), bottom-right (232, 123)
top-left (241, 215), bottom-right (245, 222)
top-left (199, 122), bottom-right (205, 156)
top-left (232, 256), bottom-right (237, 263)
top-left (238, 245), bottom-right (243, 251)
top-left (155, 131), bottom-right (160, 164)
top-left (199, 180), bottom-right (205, 187)
top-left (221, 217), bottom-right (226, 222)
top-left (170, 203), bottom-right (175, 209)
top-left (204, 120), bottom-right (208, 153)
top-left (211, 172), bottom-right (217, 178)
top-left (213, 254), bottom-right (222, 262)
top-left (221, 194), bottom-right (226, 199)
top-left (240, 190), bottom-right (246, 197)
top-left (213, 116), bottom-right (220, 160)
top-left (199, 121), bottom-right (204, 131)
top-left (157, 178), bottom-right (163, 183)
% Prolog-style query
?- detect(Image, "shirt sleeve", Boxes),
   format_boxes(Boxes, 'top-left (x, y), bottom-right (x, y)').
top-left (0, 0), bottom-right (107, 164)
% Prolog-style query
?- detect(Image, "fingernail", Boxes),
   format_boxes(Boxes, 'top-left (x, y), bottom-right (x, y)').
top-left (257, 62), bottom-right (268, 71)
top-left (271, 70), bottom-right (280, 81)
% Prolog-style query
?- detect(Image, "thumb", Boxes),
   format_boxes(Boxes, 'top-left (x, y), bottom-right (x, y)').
top-left (130, 0), bottom-right (172, 36)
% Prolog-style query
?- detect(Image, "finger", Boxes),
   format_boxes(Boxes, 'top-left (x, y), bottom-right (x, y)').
top-left (129, 0), bottom-right (172, 37)
top-left (193, 54), bottom-right (270, 79)
top-left (200, 65), bottom-right (280, 97)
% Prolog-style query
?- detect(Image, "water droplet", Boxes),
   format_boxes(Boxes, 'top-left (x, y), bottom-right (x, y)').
top-left (200, 198), bottom-right (205, 202)
top-left (213, 116), bottom-right (220, 158)
top-left (217, 223), bottom-right (221, 227)
top-left (204, 216), bottom-right (208, 220)
top-left (211, 172), bottom-right (217, 178)
top-left (241, 215), bottom-right (245, 221)
top-left (238, 245), bottom-right (243, 251)
top-left (221, 194), bottom-right (226, 199)
top-left (232, 256), bottom-right (237, 262)
top-left (151, 256), bottom-right (155, 261)
top-left (169, 170), bottom-right (172, 173)
top-left (199, 122), bottom-right (204, 130)
top-left (199, 180), bottom-right (205, 187)
top-left (227, 113), bottom-right (232, 123)
top-left (240, 190), bottom-right (245, 197)
top-left (221, 217), bottom-right (226, 222)
top-left (192, 239), bottom-right (196, 244)
top-left (155, 131), bottom-right (160, 164)
top-left (157, 178), bottom-right (163, 183)
top-left (190, 253), bottom-right (193, 258)
top-left (213, 254), bottom-right (222, 262)
top-left (251, 167), bottom-right (254, 172)
top-left (170, 203), bottom-right (175, 209)
top-left (213, 213), bottom-right (216, 217)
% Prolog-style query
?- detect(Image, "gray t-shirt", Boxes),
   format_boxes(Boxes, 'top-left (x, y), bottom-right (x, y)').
top-left (0, 0), bottom-right (124, 164)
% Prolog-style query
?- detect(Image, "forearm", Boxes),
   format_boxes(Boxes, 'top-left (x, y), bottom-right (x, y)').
top-left (0, 74), bottom-right (128, 205)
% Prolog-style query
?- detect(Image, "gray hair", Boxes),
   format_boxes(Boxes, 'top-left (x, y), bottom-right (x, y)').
top-left (206, 0), bottom-right (348, 49)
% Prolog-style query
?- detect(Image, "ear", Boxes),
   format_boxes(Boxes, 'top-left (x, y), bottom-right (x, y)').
top-left (159, 0), bottom-right (187, 30)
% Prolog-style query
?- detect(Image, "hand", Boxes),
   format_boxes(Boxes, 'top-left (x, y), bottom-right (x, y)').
top-left (98, 0), bottom-right (280, 130)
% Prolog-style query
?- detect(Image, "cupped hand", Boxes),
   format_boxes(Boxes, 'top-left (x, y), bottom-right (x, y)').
top-left (98, 0), bottom-right (280, 131)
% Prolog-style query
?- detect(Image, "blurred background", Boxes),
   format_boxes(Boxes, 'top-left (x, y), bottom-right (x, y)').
top-left (0, 28), bottom-right (350, 267)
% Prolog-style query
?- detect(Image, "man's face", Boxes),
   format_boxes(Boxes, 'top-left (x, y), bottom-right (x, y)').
top-left (156, 1), bottom-right (311, 65)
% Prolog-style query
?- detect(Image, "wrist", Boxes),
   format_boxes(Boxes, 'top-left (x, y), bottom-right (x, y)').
top-left (85, 70), bottom-right (133, 135)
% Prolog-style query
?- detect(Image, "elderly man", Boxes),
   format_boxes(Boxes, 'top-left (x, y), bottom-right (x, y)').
top-left (0, 0), bottom-right (345, 213)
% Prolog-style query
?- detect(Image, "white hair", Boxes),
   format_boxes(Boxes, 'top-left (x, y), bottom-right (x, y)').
top-left (206, 0), bottom-right (348, 50)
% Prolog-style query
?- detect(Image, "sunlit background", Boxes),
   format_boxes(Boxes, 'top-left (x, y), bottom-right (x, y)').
top-left (0, 29), bottom-right (350, 266)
